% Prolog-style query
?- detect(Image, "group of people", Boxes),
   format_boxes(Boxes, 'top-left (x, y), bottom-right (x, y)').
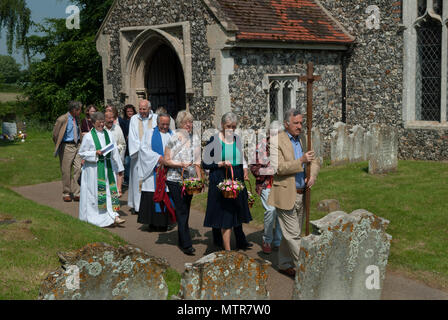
top-left (53, 100), bottom-right (320, 278)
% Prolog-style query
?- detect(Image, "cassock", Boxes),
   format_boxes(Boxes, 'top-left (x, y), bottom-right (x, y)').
top-left (78, 129), bottom-right (124, 227)
top-left (127, 112), bottom-right (158, 213)
top-left (137, 126), bottom-right (173, 229)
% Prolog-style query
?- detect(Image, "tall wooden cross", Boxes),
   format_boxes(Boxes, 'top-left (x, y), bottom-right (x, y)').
top-left (299, 62), bottom-right (321, 236)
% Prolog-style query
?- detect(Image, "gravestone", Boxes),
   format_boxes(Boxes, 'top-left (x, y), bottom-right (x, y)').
top-left (317, 199), bottom-right (340, 213)
top-left (177, 251), bottom-right (270, 300)
top-left (293, 209), bottom-right (391, 300)
top-left (311, 127), bottom-right (323, 164)
top-left (368, 124), bottom-right (398, 174)
top-left (349, 125), bottom-right (365, 163)
top-left (330, 122), bottom-right (350, 165)
top-left (38, 243), bottom-right (169, 300)
top-left (1, 122), bottom-right (17, 140)
top-left (363, 130), bottom-right (373, 161)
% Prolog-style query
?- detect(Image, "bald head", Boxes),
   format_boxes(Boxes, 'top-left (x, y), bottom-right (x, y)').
top-left (139, 99), bottom-right (151, 119)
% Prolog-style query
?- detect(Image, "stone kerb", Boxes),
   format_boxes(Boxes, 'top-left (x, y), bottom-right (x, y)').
top-left (293, 210), bottom-right (392, 300)
top-left (330, 122), bottom-right (350, 165)
top-left (38, 243), bottom-right (169, 300)
top-left (177, 251), bottom-right (271, 300)
top-left (368, 124), bottom-right (398, 174)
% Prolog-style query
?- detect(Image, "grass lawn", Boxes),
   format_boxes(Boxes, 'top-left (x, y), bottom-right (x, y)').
top-left (192, 161), bottom-right (448, 291)
top-left (0, 130), bottom-right (180, 299)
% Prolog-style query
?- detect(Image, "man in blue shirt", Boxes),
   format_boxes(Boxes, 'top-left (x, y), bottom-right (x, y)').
top-left (53, 101), bottom-right (82, 202)
top-left (268, 108), bottom-right (320, 278)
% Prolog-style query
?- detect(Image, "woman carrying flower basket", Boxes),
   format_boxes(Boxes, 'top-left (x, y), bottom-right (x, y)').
top-left (202, 112), bottom-right (253, 252)
top-left (164, 111), bottom-right (202, 256)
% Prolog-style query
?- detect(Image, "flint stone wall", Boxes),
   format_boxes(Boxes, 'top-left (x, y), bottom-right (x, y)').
top-left (38, 243), bottom-right (169, 300)
top-left (293, 210), bottom-right (391, 300)
top-left (178, 251), bottom-right (270, 300)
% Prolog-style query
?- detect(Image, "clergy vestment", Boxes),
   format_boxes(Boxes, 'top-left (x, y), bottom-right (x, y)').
top-left (137, 126), bottom-right (173, 228)
top-left (78, 129), bottom-right (124, 227)
top-left (107, 123), bottom-right (126, 164)
top-left (127, 112), bottom-right (158, 213)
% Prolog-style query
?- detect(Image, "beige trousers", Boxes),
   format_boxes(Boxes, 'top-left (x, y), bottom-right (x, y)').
top-left (276, 194), bottom-right (305, 270)
top-left (58, 142), bottom-right (82, 197)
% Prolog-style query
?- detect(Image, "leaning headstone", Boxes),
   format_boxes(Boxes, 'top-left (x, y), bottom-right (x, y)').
top-left (177, 251), bottom-right (270, 300)
top-left (349, 125), bottom-right (365, 163)
top-left (293, 209), bottom-right (391, 300)
top-left (368, 124), bottom-right (398, 174)
top-left (38, 243), bottom-right (169, 300)
top-left (330, 122), bottom-right (350, 165)
top-left (316, 199), bottom-right (340, 213)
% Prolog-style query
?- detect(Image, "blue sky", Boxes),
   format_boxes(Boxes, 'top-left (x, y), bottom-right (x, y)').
top-left (0, 0), bottom-right (73, 66)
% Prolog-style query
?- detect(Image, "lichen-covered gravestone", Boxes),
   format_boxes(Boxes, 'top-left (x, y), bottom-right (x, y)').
top-left (331, 122), bottom-right (350, 165)
top-left (177, 251), bottom-right (270, 300)
top-left (368, 124), bottom-right (398, 174)
top-left (293, 210), bottom-right (391, 300)
top-left (38, 243), bottom-right (169, 300)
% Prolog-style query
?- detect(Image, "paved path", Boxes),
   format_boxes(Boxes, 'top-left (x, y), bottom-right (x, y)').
top-left (13, 181), bottom-right (448, 300)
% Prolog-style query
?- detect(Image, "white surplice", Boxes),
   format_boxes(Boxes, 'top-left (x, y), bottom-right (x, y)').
top-left (107, 123), bottom-right (126, 163)
top-left (78, 130), bottom-right (124, 227)
top-left (139, 129), bottom-right (172, 192)
top-left (127, 112), bottom-right (158, 212)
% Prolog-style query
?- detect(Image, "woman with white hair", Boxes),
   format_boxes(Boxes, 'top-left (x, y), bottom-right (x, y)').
top-left (78, 112), bottom-right (125, 227)
top-left (202, 112), bottom-right (253, 251)
top-left (164, 111), bottom-right (202, 255)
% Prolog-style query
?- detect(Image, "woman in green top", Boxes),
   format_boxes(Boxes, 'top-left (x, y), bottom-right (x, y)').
top-left (202, 112), bottom-right (253, 251)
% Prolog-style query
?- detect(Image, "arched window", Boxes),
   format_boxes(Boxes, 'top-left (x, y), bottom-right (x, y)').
top-left (403, 0), bottom-right (447, 127)
top-left (266, 76), bottom-right (299, 123)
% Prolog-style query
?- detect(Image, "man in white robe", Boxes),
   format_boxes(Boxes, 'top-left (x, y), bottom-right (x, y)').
top-left (127, 100), bottom-right (158, 214)
top-left (79, 112), bottom-right (125, 228)
top-left (137, 113), bottom-right (173, 229)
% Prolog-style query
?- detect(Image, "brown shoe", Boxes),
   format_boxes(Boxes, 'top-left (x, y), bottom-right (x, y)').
top-left (63, 196), bottom-right (72, 202)
top-left (114, 217), bottom-right (125, 225)
top-left (279, 268), bottom-right (296, 278)
top-left (73, 196), bottom-right (80, 202)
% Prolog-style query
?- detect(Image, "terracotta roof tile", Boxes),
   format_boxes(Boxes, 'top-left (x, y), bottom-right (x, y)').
top-left (215, 0), bottom-right (354, 44)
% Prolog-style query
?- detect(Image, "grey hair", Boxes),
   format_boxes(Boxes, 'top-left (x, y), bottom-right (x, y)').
top-left (157, 112), bottom-right (171, 125)
top-left (91, 112), bottom-right (105, 123)
top-left (175, 110), bottom-right (194, 128)
top-left (284, 108), bottom-right (302, 124)
top-left (221, 112), bottom-right (238, 126)
top-left (68, 101), bottom-right (82, 113)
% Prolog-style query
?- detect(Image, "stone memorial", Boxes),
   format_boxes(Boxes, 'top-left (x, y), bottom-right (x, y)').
top-left (368, 124), bottom-right (398, 174)
top-left (312, 127), bottom-right (323, 164)
top-left (177, 251), bottom-right (270, 300)
top-left (38, 243), bottom-right (169, 300)
top-left (293, 209), bottom-right (391, 300)
top-left (1, 122), bottom-right (17, 140)
top-left (330, 122), bottom-right (350, 165)
top-left (349, 125), bottom-right (365, 163)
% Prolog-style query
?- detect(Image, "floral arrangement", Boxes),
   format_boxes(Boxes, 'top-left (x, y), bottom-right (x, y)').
top-left (17, 131), bottom-right (27, 142)
top-left (247, 190), bottom-right (256, 208)
top-left (218, 179), bottom-right (245, 199)
top-left (1, 131), bottom-right (27, 142)
top-left (181, 177), bottom-right (204, 195)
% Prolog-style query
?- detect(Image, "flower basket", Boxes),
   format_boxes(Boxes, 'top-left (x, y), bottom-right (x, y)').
top-left (218, 165), bottom-right (245, 199)
top-left (181, 168), bottom-right (204, 196)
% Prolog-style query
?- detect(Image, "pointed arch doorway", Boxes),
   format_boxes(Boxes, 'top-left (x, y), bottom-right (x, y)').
top-left (146, 44), bottom-right (186, 120)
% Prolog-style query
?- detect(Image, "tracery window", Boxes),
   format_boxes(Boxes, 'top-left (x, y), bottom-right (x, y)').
top-left (403, 0), bottom-right (447, 127)
top-left (266, 76), bottom-right (299, 123)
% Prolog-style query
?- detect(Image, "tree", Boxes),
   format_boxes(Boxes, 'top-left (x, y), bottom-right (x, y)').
top-left (0, 0), bottom-right (31, 57)
top-left (0, 55), bottom-right (21, 83)
top-left (24, 0), bottom-right (114, 122)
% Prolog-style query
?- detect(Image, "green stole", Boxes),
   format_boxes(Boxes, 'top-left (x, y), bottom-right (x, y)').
top-left (91, 128), bottom-right (120, 212)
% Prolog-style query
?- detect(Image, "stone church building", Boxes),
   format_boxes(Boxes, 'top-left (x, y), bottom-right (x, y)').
top-left (96, 0), bottom-right (448, 160)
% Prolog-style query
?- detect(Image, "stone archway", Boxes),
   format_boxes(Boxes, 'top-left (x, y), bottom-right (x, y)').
top-left (120, 23), bottom-right (192, 114)
top-left (145, 44), bottom-right (186, 119)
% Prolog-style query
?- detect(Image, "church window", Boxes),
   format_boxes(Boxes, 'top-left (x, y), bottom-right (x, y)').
top-left (403, 0), bottom-right (447, 128)
top-left (267, 76), bottom-right (299, 123)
